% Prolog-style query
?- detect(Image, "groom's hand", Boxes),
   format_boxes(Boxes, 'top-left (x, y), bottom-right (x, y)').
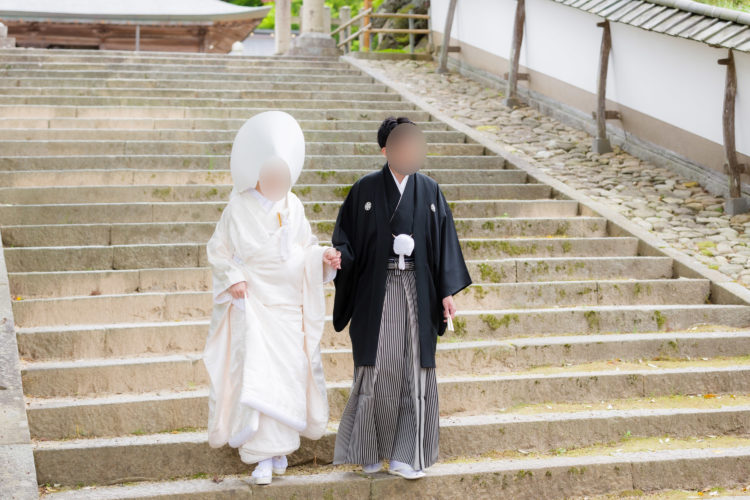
top-left (442, 295), bottom-right (456, 322)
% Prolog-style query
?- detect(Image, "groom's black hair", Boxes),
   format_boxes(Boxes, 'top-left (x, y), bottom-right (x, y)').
top-left (377, 116), bottom-right (415, 148)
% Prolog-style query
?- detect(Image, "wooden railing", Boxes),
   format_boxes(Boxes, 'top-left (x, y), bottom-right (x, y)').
top-left (330, 1), bottom-right (430, 54)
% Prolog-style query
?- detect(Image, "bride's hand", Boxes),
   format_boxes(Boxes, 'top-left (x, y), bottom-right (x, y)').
top-left (323, 247), bottom-right (342, 269)
top-left (229, 281), bottom-right (248, 299)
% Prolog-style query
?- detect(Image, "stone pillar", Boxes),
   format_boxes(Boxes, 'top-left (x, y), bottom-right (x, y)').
top-left (287, 0), bottom-right (339, 57)
top-left (0, 23), bottom-right (16, 49)
top-left (275, 0), bottom-right (292, 55)
top-left (339, 6), bottom-right (351, 53)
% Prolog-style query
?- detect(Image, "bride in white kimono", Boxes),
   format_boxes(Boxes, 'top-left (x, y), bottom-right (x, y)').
top-left (202, 111), bottom-right (341, 485)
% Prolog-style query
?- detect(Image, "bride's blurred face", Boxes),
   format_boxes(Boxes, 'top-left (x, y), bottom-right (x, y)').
top-left (257, 157), bottom-right (291, 202)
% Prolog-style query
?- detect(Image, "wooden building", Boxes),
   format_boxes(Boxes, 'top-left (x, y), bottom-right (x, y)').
top-left (0, 0), bottom-right (271, 53)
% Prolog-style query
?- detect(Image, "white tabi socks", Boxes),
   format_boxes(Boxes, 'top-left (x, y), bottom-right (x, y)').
top-left (272, 455), bottom-right (288, 474)
top-left (388, 459), bottom-right (426, 480)
top-left (250, 457), bottom-right (273, 485)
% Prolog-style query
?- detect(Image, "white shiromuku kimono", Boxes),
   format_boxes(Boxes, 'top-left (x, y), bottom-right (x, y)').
top-left (202, 187), bottom-right (335, 464)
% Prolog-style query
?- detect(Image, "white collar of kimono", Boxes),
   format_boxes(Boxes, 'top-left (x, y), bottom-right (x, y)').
top-left (389, 167), bottom-right (409, 195)
top-left (244, 187), bottom-right (275, 213)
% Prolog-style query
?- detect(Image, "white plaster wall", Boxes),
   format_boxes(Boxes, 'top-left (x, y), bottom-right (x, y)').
top-left (430, 0), bottom-right (750, 158)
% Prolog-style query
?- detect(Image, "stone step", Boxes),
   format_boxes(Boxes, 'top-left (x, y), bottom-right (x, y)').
top-left (0, 168), bottom-right (525, 187)
top-left (17, 300), bottom-right (736, 360)
top-left (0, 216), bottom-right (603, 247)
top-left (0, 128), bottom-right (465, 143)
top-left (0, 183), bottom-right (548, 204)
top-left (0, 48), bottom-right (339, 63)
top-left (1, 69), bottom-right (378, 84)
top-left (0, 87), bottom-right (405, 103)
top-left (9, 278), bottom-right (711, 328)
top-left (0, 94), bottom-right (416, 110)
top-left (0, 64), bottom-right (366, 79)
top-left (7, 255), bottom-right (671, 300)
top-left (0, 117), bottom-right (448, 131)
top-left (20, 326), bottom-right (749, 390)
top-left (23, 360), bottom-right (750, 444)
top-left (0, 199), bottom-right (579, 224)
top-left (0, 50), bottom-right (344, 64)
top-left (12, 301), bottom-right (750, 340)
top-left (4, 47), bottom-right (748, 499)
top-left (0, 78), bottom-right (391, 92)
top-left (0, 153), bottom-right (505, 171)
top-left (0, 105), bottom-right (432, 121)
top-left (0, 140), bottom-right (484, 156)
top-left (2, 237), bottom-right (639, 273)
top-left (32, 444), bottom-right (750, 498)
top-left (1, 60), bottom-right (360, 73)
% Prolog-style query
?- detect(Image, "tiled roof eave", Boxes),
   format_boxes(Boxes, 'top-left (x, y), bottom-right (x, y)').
top-left (551, 0), bottom-right (750, 52)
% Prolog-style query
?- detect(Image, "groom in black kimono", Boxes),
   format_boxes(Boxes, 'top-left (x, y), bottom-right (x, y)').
top-left (331, 116), bottom-right (472, 479)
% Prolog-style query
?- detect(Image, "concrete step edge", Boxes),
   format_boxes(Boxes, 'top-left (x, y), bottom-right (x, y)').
top-left (14, 303), bottom-right (749, 334)
top-left (9, 278), bottom-right (710, 305)
top-left (3, 236), bottom-right (639, 251)
top-left (33, 445), bottom-right (750, 499)
top-left (19, 330), bottom-right (750, 370)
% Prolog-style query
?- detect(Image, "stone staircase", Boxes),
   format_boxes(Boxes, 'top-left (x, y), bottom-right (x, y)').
top-left (1, 48), bottom-right (750, 499)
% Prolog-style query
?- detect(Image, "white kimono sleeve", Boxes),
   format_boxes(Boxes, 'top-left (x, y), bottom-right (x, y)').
top-left (301, 217), bottom-right (337, 284)
top-left (206, 202), bottom-right (247, 306)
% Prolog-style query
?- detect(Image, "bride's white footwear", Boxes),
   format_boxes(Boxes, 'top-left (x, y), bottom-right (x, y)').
top-left (387, 460), bottom-right (426, 480)
top-left (272, 455), bottom-right (288, 475)
top-left (362, 461), bottom-right (383, 474)
top-left (251, 458), bottom-right (273, 485)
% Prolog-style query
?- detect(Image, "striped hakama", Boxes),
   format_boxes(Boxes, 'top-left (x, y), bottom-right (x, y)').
top-left (333, 259), bottom-right (440, 471)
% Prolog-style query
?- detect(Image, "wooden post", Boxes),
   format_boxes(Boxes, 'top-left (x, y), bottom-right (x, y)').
top-left (719, 49), bottom-right (748, 214)
top-left (437, 0), bottom-right (458, 73)
top-left (426, 3), bottom-right (433, 53)
top-left (592, 20), bottom-right (613, 154)
top-left (504, 0), bottom-right (525, 107)
top-left (363, 0), bottom-right (372, 51)
top-left (409, 9), bottom-right (415, 54)
top-left (340, 6), bottom-right (351, 53)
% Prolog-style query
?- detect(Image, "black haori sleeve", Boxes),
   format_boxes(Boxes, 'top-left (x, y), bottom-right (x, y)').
top-left (436, 186), bottom-right (472, 335)
top-left (331, 186), bottom-right (358, 332)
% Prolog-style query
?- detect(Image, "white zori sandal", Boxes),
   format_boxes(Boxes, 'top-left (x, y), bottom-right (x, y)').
top-left (272, 455), bottom-right (288, 475)
top-left (251, 458), bottom-right (273, 485)
top-left (388, 460), bottom-right (426, 480)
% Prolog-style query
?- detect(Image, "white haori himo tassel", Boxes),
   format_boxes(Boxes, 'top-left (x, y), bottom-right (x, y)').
top-left (393, 233), bottom-right (415, 270)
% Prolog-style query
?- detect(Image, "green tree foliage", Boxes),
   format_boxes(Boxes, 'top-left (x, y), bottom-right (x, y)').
top-left (224, 0), bottom-right (385, 30)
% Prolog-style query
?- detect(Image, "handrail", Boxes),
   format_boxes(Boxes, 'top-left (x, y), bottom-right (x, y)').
top-left (368, 28), bottom-right (430, 34)
top-left (370, 13), bottom-right (429, 20)
top-left (331, 7), bottom-right (372, 36)
top-left (337, 22), bottom-right (371, 47)
top-left (332, 7), bottom-right (429, 53)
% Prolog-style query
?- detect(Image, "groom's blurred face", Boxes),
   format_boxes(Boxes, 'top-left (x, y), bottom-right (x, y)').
top-left (384, 123), bottom-right (426, 176)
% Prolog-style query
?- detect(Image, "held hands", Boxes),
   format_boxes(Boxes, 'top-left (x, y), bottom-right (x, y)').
top-left (323, 247), bottom-right (342, 269)
top-left (228, 281), bottom-right (248, 300)
top-left (442, 295), bottom-right (457, 323)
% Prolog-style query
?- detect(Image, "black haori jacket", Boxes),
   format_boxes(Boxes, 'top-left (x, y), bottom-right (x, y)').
top-left (331, 163), bottom-right (472, 368)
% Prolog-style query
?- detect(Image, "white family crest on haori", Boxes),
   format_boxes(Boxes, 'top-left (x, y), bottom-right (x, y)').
top-left (202, 110), bottom-right (331, 464)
